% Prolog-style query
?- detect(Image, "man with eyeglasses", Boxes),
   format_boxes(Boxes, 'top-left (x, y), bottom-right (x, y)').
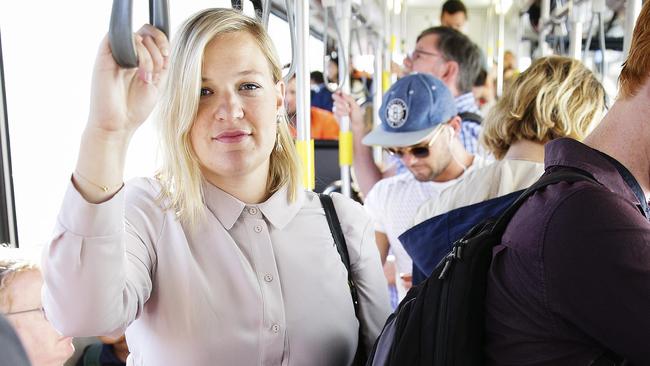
top-left (1, 248), bottom-right (74, 366)
top-left (404, 26), bottom-right (484, 155)
top-left (341, 26), bottom-right (485, 199)
top-left (353, 74), bottom-right (487, 300)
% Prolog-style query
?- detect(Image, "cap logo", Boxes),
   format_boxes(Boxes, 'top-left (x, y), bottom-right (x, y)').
top-left (385, 98), bottom-right (408, 128)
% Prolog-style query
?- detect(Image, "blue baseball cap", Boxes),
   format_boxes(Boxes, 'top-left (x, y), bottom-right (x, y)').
top-left (362, 73), bottom-right (458, 147)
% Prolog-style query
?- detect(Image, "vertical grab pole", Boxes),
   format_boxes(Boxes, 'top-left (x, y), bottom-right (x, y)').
top-left (383, 0), bottom-right (393, 94)
top-left (0, 31), bottom-right (18, 246)
top-left (337, 0), bottom-right (353, 198)
top-left (623, 0), bottom-right (642, 58)
top-left (496, 4), bottom-right (505, 98)
top-left (294, 0), bottom-right (314, 190)
top-left (568, 0), bottom-right (583, 60)
top-left (592, 0), bottom-right (607, 79)
top-left (372, 32), bottom-right (384, 165)
top-left (538, 0), bottom-right (551, 56)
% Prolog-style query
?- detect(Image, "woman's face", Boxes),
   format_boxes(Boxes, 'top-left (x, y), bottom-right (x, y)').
top-left (6, 270), bottom-right (74, 366)
top-left (191, 31), bottom-right (284, 188)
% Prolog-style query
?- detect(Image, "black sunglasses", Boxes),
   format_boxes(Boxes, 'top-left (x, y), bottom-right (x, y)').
top-left (384, 126), bottom-right (446, 159)
top-left (385, 142), bottom-right (433, 158)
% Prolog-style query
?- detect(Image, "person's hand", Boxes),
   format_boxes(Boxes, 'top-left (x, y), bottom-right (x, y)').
top-left (400, 273), bottom-right (413, 291)
top-left (332, 91), bottom-right (365, 135)
top-left (87, 24), bottom-right (170, 138)
top-left (402, 56), bottom-right (413, 75)
top-left (391, 60), bottom-right (407, 78)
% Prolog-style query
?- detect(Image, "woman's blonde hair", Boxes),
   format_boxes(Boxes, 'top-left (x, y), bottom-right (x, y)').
top-left (0, 247), bottom-right (38, 312)
top-left (481, 56), bottom-right (605, 159)
top-left (156, 8), bottom-right (301, 226)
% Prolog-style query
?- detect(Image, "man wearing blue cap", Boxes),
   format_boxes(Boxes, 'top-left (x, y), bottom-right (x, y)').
top-left (346, 73), bottom-right (487, 299)
top-left (336, 26), bottom-right (484, 198)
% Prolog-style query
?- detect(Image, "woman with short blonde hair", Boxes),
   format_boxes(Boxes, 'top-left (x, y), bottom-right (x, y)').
top-left (481, 56), bottom-right (605, 160)
top-left (413, 55), bottom-right (604, 247)
top-left (42, 8), bottom-right (390, 365)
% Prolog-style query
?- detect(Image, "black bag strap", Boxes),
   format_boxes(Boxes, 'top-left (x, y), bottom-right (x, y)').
top-left (490, 168), bottom-right (598, 237)
top-left (319, 193), bottom-right (366, 365)
top-left (458, 112), bottom-right (483, 125)
top-left (590, 350), bottom-right (628, 366)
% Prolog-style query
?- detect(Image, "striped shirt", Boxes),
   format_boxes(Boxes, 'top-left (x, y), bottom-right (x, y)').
top-left (455, 92), bottom-right (482, 155)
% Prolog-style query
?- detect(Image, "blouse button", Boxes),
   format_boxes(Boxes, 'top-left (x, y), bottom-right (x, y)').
top-left (248, 207), bottom-right (258, 215)
top-left (264, 274), bottom-right (274, 282)
top-left (254, 225), bottom-right (263, 233)
top-left (271, 324), bottom-right (280, 333)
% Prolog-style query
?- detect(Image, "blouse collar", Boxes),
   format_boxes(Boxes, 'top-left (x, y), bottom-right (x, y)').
top-left (202, 181), bottom-right (304, 230)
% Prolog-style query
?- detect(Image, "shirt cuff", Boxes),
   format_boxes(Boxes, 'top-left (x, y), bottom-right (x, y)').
top-left (57, 180), bottom-right (125, 238)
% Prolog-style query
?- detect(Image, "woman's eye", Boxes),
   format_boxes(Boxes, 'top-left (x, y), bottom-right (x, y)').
top-left (240, 83), bottom-right (260, 91)
top-left (200, 88), bottom-right (212, 96)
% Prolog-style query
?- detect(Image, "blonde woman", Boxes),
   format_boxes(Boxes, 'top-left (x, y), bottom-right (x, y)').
top-left (405, 56), bottom-right (604, 283)
top-left (413, 56), bottom-right (604, 223)
top-left (41, 9), bottom-right (390, 366)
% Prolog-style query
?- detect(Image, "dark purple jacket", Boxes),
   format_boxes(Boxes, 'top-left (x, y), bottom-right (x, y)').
top-left (485, 138), bottom-right (650, 365)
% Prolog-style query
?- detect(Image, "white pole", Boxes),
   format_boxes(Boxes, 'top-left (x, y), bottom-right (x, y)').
top-left (623, 0), bottom-right (642, 57)
top-left (569, 20), bottom-right (583, 60)
top-left (372, 33), bottom-right (384, 164)
top-left (496, 9), bottom-right (505, 97)
top-left (295, 0), bottom-right (313, 189)
top-left (539, 0), bottom-right (551, 56)
top-left (568, 0), bottom-right (583, 61)
top-left (338, 0), bottom-right (352, 198)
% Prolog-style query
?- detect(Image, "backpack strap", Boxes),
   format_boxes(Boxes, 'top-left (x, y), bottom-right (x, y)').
top-left (458, 112), bottom-right (483, 125)
top-left (590, 350), bottom-right (628, 366)
top-left (319, 193), bottom-right (366, 365)
top-left (490, 168), bottom-right (598, 236)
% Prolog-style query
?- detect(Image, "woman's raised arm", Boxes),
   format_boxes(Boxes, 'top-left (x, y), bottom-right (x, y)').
top-left (74, 25), bottom-right (169, 203)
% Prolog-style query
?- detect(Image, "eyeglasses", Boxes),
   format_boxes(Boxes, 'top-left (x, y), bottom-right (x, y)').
top-left (4, 306), bottom-right (47, 320)
top-left (409, 49), bottom-right (446, 62)
top-left (385, 125), bottom-right (446, 159)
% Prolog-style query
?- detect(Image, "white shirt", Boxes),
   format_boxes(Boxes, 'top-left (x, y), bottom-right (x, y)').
top-left (363, 156), bottom-right (487, 298)
top-left (42, 178), bottom-right (391, 366)
top-left (413, 159), bottom-right (545, 226)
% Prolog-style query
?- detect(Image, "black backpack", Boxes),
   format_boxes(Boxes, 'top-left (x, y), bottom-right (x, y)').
top-left (366, 169), bottom-right (624, 366)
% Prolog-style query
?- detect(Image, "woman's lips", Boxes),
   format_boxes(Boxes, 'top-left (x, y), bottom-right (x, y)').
top-left (214, 130), bottom-right (251, 143)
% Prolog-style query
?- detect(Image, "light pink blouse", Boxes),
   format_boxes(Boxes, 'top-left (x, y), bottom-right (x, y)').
top-left (42, 178), bottom-right (391, 366)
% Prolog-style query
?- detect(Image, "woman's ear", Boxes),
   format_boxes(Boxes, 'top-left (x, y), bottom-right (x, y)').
top-left (275, 80), bottom-right (285, 111)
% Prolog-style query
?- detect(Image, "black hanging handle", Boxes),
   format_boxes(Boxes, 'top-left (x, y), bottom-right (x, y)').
top-left (109, 0), bottom-right (170, 68)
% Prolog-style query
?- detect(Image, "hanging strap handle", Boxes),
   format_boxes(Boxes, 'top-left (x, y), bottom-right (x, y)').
top-left (109, 0), bottom-right (170, 68)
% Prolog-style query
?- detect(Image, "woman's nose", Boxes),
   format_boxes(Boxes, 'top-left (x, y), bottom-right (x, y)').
top-left (214, 94), bottom-right (244, 121)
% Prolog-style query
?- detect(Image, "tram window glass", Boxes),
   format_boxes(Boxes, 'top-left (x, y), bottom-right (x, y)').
top-left (0, 1), bottom-right (322, 248)
top-left (267, 13), bottom-right (325, 72)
